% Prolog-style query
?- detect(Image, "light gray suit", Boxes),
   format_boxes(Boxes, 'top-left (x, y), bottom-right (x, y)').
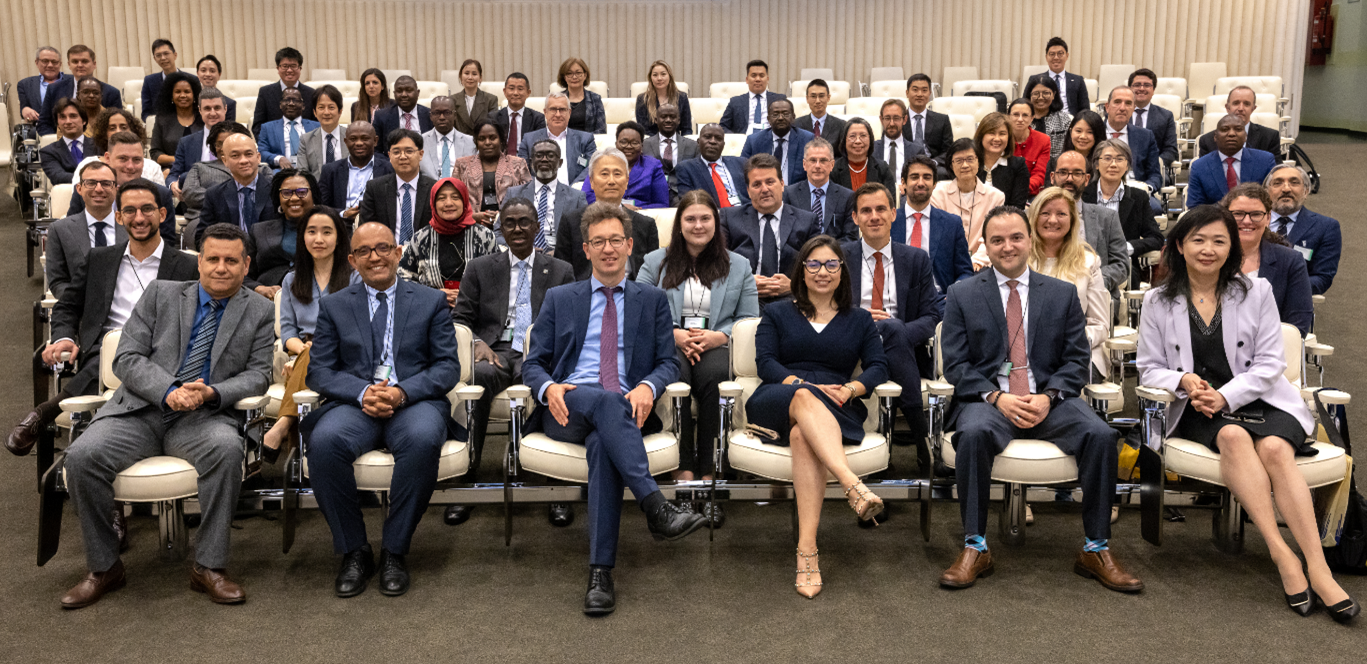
top-left (643, 133), bottom-right (699, 205)
top-left (295, 126), bottom-right (348, 179)
top-left (418, 127), bottom-right (476, 180)
top-left (64, 280), bottom-right (275, 572)
top-left (45, 211), bottom-right (128, 300)
top-left (1079, 202), bottom-right (1130, 294)
top-left (635, 249), bottom-right (759, 336)
top-left (503, 179), bottom-right (587, 250)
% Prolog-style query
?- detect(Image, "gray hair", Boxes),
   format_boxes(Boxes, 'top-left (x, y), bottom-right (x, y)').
top-left (199, 87), bottom-right (225, 104)
top-left (35, 46), bottom-right (59, 60)
top-left (546, 91), bottom-right (569, 103)
top-left (1264, 163), bottom-right (1310, 187)
top-left (804, 136), bottom-right (834, 158)
top-left (587, 147), bottom-right (629, 173)
top-left (1092, 138), bottom-right (1131, 170)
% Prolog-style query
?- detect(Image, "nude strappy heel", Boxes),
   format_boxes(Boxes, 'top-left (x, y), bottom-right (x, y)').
top-left (795, 548), bottom-right (823, 599)
top-left (844, 481), bottom-right (884, 523)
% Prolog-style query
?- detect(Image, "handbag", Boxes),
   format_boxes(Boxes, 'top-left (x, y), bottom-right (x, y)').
top-left (1314, 390), bottom-right (1367, 573)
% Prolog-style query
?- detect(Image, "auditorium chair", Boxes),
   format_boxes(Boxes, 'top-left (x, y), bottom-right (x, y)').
top-left (868, 80), bottom-right (904, 98)
top-left (1201, 93), bottom-right (1281, 118)
top-left (709, 82), bottom-right (748, 100)
top-left (942, 67), bottom-right (980, 98)
top-left (1097, 65), bottom-right (1135, 98)
top-left (382, 70), bottom-right (413, 90)
top-left (950, 80), bottom-right (1016, 105)
top-left (602, 98), bottom-right (636, 126)
top-left (868, 67), bottom-right (905, 97)
top-left (478, 81), bottom-right (507, 107)
top-left (636, 207), bottom-right (677, 247)
top-left (106, 67), bottom-right (146, 99)
top-left (1149, 93), bottom-right (1190, 177)
top-left (216, 79), bottom-right (272, 100)
top-left (799, 68), bottom-right (834, 82)
top-left (247, 68), bottom-right (279, 82)
top-left (411, 81), bottom-right (450, 100)
top-left (524, 97), bottom-right (545, 112)
top-left (722, 134), bottom-right (746, 157)
top-left (789, 99), bottom-right (812, 118)
top-left (629, 81), bottom-right (690, 98)
top-left (1136, 323), bottom-right (1351, 552)
top-left (947, 114), bottom-right (977, 142)
top-left (690, 98), bottom-right (726, 132)
top-left (1185, 62), bottom-right (1228, 109)
top-left (928, 96), bottom-right (996, 125)
top-left (311, 68), bottom-right (347, 81)
top-left (1215, 76), bottom-right (1288, 115)
top-left (1155, 77), bottom-right (1188, 99)
top-left (550, 81), bottom-right (608, 97)
top-left (594, 134), bottom-right (614, 151)
top-left (1018, 65), bottom-right (1048, 98)
top-left (121, 79), bottom-right (143, 113)
top-left (35, 329), bottom-right (272, 565)
top-left (304, 80), bottom-right (360, 98)
top-left (788, 80), bottom-right (849, 105)
top-left (844, 97), bottom-right (893, 118)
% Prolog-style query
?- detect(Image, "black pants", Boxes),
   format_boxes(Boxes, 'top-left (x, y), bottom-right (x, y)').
top-left (469, 341), bottom-right (522, 483)
top-left (676, 346), bottom-right (728, 476)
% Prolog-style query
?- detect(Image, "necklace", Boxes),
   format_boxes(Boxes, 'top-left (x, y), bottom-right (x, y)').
top-left (848, 160), bottom-right (867, 174)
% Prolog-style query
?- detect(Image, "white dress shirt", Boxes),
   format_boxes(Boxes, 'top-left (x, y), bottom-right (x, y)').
top-left (859, 240), bottom-right (896, 316)
top-left (681, 277), bottom-right (712, 320)
top-left (908, 110), bottom-right (928, 143)
top-left (106, 240), bottom-right (165, 331)
top-left (1106, 122), bottom-right (1129, 144)
top-left (320, 125), bottom-right (346, 163)
top-left (85, 209), bottom-right (116, 247)
top-left (547, 128), bottom-right (570, 184)
top-left (395, 173), bottom-right (420, 231)
top-left (532, 179), bottom-right (559, 246)
top-left (1051, 70), bottom-right (1070, 113)
top-left (506, 108), bottom-right (526, 147)
top-left (704, 158), bottom-right (740, 205)
top-left (400, 109), bottom-right (419, 132)
top-left (200, 130), bottom-right (216, 162)
top-left (464, 94), bottom-right (476, 115)
top-left (1132, 104), bottom-right (1152, 129)
top-left (994, 266), bottom-right (1036, 393)
top-left (658, 134), bottom-right (679, 167)
top-left (1221, 148), bottom-right (1245, 180)
top-left (903, 202), bottom-right (933, 254)
top-left (1272, 208), bottom-right (1301, 236)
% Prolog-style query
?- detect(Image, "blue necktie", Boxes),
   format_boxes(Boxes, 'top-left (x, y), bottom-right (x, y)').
top-left (399, 184), bottom-right (414, 244)
top-left (92, 221), bottom-right (108, 247)
top-left (534, 185), bottom-right (550, 250)
top-left (238, 186), bottom-right (254, 231)
top-left (440, 139), bottom-right (451, 178)
top-left (812, 189), bottom-right (825, 233)
top-left (325, 134), bottom-right (337, 163)
top-left (371, 291), bottom-right (389, 370)
top-left (165, 298), bottom-right (224, 424)
top-left (752, 94), bottom-right (762, 125)
top-left (70, 139), bottom-right (83, 163)
top-left (287, 121), bottom-right (300, 158)
top-left (512, 261), bottom-right (532, 352)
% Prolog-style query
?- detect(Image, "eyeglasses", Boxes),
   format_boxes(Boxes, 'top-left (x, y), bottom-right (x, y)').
top-left (389, 148), bottom-right (419, 157)
top-left (588, 236), bottom-right (627, 250)
top-left (500, 218), bottom-right (536, 230)
top-left (279, 188), bottom-right (311, 199)
top-left (1230, 211), bottom-right (1268, 222)
top-left (278, 64), bottom-right (301, 71)
top-left (1054, 170), bottom-right (1088, 178)
top-left (351, 243), bottom-right (396, 258)
top-left (119, 205), bottom-right (160, 217)
top-left (1130, 82), bottom-right (1154, 89)
top-left (1030, 91), bottom-right (1054, 99)
top-left (951, 157), bottom-right (977, 167)
top-left (804, 259), bottom-right (842, 273)
top-left (1097, 155), bottom-right (1127, 165)
top-left (82, 179), bottom-right (116, 190)
top-left (617, 139), bottom-right (642, 148)
top-left (566, 71), bottom-right (587, 79)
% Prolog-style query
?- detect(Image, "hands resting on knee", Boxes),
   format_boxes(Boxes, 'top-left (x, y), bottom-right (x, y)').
top-left (545, 383), bottom-right (655, 429)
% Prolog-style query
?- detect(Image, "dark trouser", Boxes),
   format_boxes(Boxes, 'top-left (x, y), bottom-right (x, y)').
top-left (307, 400), bottom-right (447, 555)
top-left (676, 346), bottom-right (728, 477)
top-left (951, 398), bottom-right (1117, 541)
top-left (469, 342), bottom-right (523, 483)
top-left (874, 318), bottom-right (928, 444)
top-left (31, 346), bottom-right (101, 421)
top-left (541, 386), bottom-right (659, 568)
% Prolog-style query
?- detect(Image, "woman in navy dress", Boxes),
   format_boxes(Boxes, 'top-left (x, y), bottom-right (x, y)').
top-left (746, 236), bottom-right (889, 598)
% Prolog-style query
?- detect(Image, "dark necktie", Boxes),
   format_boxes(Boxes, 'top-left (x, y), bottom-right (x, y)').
top-left (176, 298), bottom-right (224, 385)
top-left (773, 137), bottom-right (786, 180)
top-left (812, 188), bottom-right (825, 233)
top-left (889, 140), bottom-right (898, 173)
top-left (238, 186), bottom-right (254, 231)
top-left (1132, 108), bottom-right (1146, 129)
top-left (914, 114), bottom-right (923, 143)
top-left (598, 285), bottom-right (622, 394)
top-left (662, 138), bottom-right (673, 164)
top-left (92, 221), bottom-right (108, 247)
top-left (399, 183), bottom-right (414, 244)
top-left (70, 139), bottom-right (83, 162)
top-left (325, 134), bottom-right (337, 163)
top-left (752, 94), bottom-right (762, 125)
top-left (760, 214), bottom-right (778, 277)
top-left (1006, 280), bottom-right (1028, 396)
top-left (813, 118), bottom-right (821, 136)
top-left (371, 291), bottom-right (389, 370)
top-left (1273, 216), bottom-right (1288, 236)
top-left (506, 112), bottom-right (519, 157)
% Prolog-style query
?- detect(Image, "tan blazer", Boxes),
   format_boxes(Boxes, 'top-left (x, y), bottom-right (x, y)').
top-left (452, 154), bottom-right (532, 208)
top-left (453, 89), bottom-right (500, 135)
top-left (930, 179), bottom-right (1005, 268)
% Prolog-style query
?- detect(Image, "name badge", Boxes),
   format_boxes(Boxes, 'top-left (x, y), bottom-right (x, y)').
top-left (577, 154), bottom-right (589, 167)
top-left (682, 315), bottom-right (709, 330)
top-left (727, 192), bottom-right (741, 207)
top-left (373, 365), bottom-right (393, 383)
top-left (500, 326), bottom-right (515, 342)
top-left (998, 361), bottom-right (1012, 377)
top-left (1294, 245), bottom-right (1313, 261)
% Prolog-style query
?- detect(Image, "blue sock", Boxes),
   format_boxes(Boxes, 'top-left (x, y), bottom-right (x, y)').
top-left (1084, 537), bottom-right (1109, 552)
top-left (965, 534), bottom-right (987, 552)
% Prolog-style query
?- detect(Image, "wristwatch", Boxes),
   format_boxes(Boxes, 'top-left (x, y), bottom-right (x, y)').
top-left (1044, 388), bottom-right (1064, 409)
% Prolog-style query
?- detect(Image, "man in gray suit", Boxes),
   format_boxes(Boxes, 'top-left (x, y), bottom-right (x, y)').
top-left (419, 96), bottom-right (475, 180)
top-left (1050, 151), bottom-right (1129, 293)
top-left (444, 197), bottom-right (576, 526)
top-left (517, 92), bottom-right (597, 185)
top-left (642, 104), bottom-right (698, 206)
top-left (504, 139), bottom-right (587, 252)
top-left (45, 162), bottom-right (126, 299)
top-left (58, 218), bottom-right (274, 609)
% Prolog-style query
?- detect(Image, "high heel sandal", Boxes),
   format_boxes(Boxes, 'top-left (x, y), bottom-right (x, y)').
top-left (795, 548), bottom-right (822, 599)
top-left (844, 482), bottom-right (884, 523)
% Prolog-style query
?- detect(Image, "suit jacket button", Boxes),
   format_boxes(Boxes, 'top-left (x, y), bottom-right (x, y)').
top-left (1176, 367), bottom-right (1182, 372)
top-left (1237, 341), bottom-right (1244, 347)
top-left (1175, 345), bottom-right (1180, 351)
top-left (1245, 361), bottom-right (1252, 367)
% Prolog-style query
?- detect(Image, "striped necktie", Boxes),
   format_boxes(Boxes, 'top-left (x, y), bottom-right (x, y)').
top-left (399, 183), bottom-right (414, 244)
top-left (512, 261), bottom-right (532, 352)
top-left (534, 185), bottom-right (550, 250)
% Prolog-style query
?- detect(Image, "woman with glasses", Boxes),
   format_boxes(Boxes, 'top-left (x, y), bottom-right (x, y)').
top-left (397, 176), bottom-right (500, 309)
top-left (558, 57), bottom-right (607, 134)
top-left (247, 168), bottom-right (322, 300)
top-left (1219, 184), bottom-right (1313, 336)
top-left (581, 121), bottom-right (668, 209)
top-left (1083, 140), bottom-right (1164, 286)
top-left (451, 119), bottom-right (532, 226)
top-left (930, 138), bottom-right (1005, 270)
top-left (831, 118), bottom-right (895, 193)
top-left (1025, 76), bottom-right (1072, 158)
top-left (746, 236), bottom-right (889, 598)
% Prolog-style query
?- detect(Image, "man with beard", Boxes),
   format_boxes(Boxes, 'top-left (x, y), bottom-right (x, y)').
top-left (892, 155), bottom-right (974, 292)
top-left (505, 139), bottom-right (587, 253)
top-left (1265, 164), bottom-right (1340, 295)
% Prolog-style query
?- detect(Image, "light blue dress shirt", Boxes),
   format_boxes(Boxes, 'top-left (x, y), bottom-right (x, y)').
top-left (357, 279), bottom-right (399, 405)
top-left (537, 277), bottom-right (661, 404)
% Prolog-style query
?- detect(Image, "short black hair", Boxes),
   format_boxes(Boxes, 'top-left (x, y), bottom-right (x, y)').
top-left (1023, 75), bottom-right (1063, 115)
top-left (470, 119), bottom-right (505, 147)
top-left (274, 47), bottom-right (303, 67)
top-left (78, 160), bottom-right (113, 180)
top-left (116, 178), bottom-right (161, 209)
top-left (906, 73), bottom-right (932, 89)
top-left (852, 182), bottom-right (895, 210)
top-left (201, 222), bottom-right (251, 257)
top-left (1046, 37), bottom-right (1069, 53)
top-left (982, 205), bottom-right (1028, 240)
top-left (1128, 68), bottom-right (1158, 87)
top-left (314, 84), bottom-right (344, 110)
top-left (948, 137), bottom-right (976, 159)
top-left (268, 168), bottom-right (320, 212)
top-left (901, 155), bottom-right (939, 182)
top-left (151, 39), bottom-right (175, 54)
top-left (615, 121), bottom-right (647, 140)
top-left (386, 128), bottom-right (423, 151)
top-left (196, 54), bottom-right (222, 74)
top-left (505, 72), bottom-right (529, 87)
top-left (806, 79), bottom-right (829, 94)
top-left (743, 153), bottom-right (782, 184)
top-left (207, 122), bottom-right (251, 158)
top-left (500, 196), bottom-right (536, 219)
top-left (745, 59), bottom-right (768, 73)
top-left (51, 97), bottom-right (87, 126)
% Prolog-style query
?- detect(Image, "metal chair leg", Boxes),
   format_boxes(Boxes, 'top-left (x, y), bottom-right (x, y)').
top-left (159, 499), bottom-right (188, 563)
top-left (1000, 482), bottom-right (1027, 545)
top-left (37, 455), bottom-right (65, 566)
top-left (1139, 444), bottom-right (1166, 546)
top-left (1212, 490), bottom-right (1245, 554)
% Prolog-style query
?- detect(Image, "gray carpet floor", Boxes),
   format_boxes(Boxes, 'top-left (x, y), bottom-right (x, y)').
top-left (0, 132), bottom-right (1363, 663)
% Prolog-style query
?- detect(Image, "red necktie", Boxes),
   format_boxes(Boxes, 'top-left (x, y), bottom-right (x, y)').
top-left (813, 118), bottom-right (821, 136)
top-left (403, 113), bottom-right (413, 131)
top-left (871, 253), bottom-right (885, 311)
top-left (506, 112), bottom-right (519, 156)
top-left (1006, 280), bottom-right (1028, 396)
top-left (1225, 157), bottom-right (1238, 191)
top-left (910, 212), bottom-right (924, 247)
top-left (710, 163), bottom-right (732, 208)
top-left (1111, 132), bottom-right (1120, 139)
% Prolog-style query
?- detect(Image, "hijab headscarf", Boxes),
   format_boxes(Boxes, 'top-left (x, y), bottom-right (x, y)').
top-left (427, 176), bottom-right (476, 235)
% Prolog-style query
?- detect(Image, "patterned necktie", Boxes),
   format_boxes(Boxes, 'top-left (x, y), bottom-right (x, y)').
top-left (403, 113), bottom-right (414, 131)
top-left (760, 215), bottom-right (778, 277)
top-left (506, 112), bottom-right (519, 157)
top-left (176, 298), bottom-right (224, 385)
top-left (871, 252), bottom-right (885, 311)
top-left (598, 285), bottom-right (622, 394)
top-left (441, 138), bottom-right (451, 178)
top-left (1273, 216), bottom-right (1288, 236)
top-left (288, 121), bottom-right (300, 158)
top-left (325, 134), bottom-right (336, 163)
top-left (662, 138), bottom-right (673, 164)
top-left (1006, 280), bottom-right (1028, 396)
top-left (511, 261), bottom-right (532, 352)
top-left (70, 139), bottom-right (83, 162)
top-left (534, 185), bottom-right (550, 250)
top-left (710, 163), bottom-right (732, 208)
top-left (1132, 108), bottom-right (1146, 129)
top-left (812, 188), bottom-right (825, 233)
top-left (92, 221), bottom-right (108, 247)
top-left (752, 94), bottom-right (762, 125)
top-left (911, 212), bottom-right (924, 247)
top-left (1224, 157), bottom-right (1238, 191)
top-left (238, 186), bottom-right (253, 231)
top-left (371, 291), bottom-right (389, 370)
top-left (813, 118), bottom-right (821, 136)
top-left (399, 183), bottom-right (414, 244)
top-left (914, 114), bottom-right (924, 143)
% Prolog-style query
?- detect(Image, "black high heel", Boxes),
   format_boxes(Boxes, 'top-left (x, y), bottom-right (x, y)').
top-left (1284, 588), bottom-right (1317, 617)
top-left (1328, 597), bottom-right (1360, 625)
top-left (261, 443), bottom-right (283, 465)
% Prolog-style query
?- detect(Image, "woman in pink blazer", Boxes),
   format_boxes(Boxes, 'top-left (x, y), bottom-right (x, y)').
top-left (451, 119), bottom-right (532, 226)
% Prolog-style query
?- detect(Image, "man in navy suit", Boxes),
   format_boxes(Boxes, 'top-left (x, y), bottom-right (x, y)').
top-left (518, 93), bottom-right (597, 185)
top-left (1127, 69), bottom-right (1178, 166)
top-left (319, 121), bottom-right (393, 219)
top-left (168, 89), bottom-right (230, 192)
top-left (939, 205), bottom-right (1140, 594)
top-left (1102, 86), bottom-right (1164, 213)
top-left (250, 47), bottom-right (316, 139)
top-left (676, 124), bottom-right (748, 208)
top-left (740, 99), bottom-right (813, 185)
top-left (372, 77), bottom-right (432, 154)
top-left (525, 202), bottom-right (707, 615)
top-left (1266, 164), bottom-right (1340, 295)
top-left (842, 183), bottom-right (942, 450)
top-left (891, 156), bottom-right (974, 292)
top-left (906, 74), bottom-right (955, 164)
top-left (722, 154), bottom-right (819, 306)
top-left (1186, 115), bottom-right (1277, 209)
top-left (39, 99), bottom-right (97, 184)
top-left (140, 39), bottom-right (180, 120)
top-left (487, 72), bottom-right (545, 154)
top-left (304, 222), bottom-right (461, 598)
top-left (782, 138), bottom-right (855, 240)
top-left (257, 88), bottom-right (320, 170)
top-left (38, 46), bottom-right (121, 136)
top-left (18, 46), bottom-right (65, 127)
top-left (1030, 38), bottom-right (1090, 115)
top-left (720, 60), bottom-right (787, 135)
top-left (196, 134), bottom-right (277, 246)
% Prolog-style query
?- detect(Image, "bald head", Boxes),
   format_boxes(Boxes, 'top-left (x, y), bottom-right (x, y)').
top-left (344, 121), bottom-right (379, 165)
top-left (349, 222), bottom-right (400, 289)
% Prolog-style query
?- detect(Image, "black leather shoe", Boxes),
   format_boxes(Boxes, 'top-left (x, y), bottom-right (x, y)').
top-left (583, 568), bottom-right (615, 616)
top-left (1285, 588), bottom-right (1318, 617)
top-left (548, 503), bottom-right (575, 527)
top-left (701, 502), bottom-right (726, 529)
top-left (1328, 597), bottom-right (1360, 625)
top-left (857, 503), bottom-right (892, 528)
top-left (6, 410), bottom-right (43, 456)
top-left (444, 505), bottom-right (473, 526)
top-left (377, 550), bottom-right (409, 597)
top-left (646, 500), bottom-right (707, 541)
top-left (334, 544), bottom-right (375, 598)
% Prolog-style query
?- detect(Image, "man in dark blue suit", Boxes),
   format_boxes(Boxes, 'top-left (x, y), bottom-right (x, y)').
top-left (676, 124), bottom-right (748, 208)
top-left (1267, 164), bottom-right (1340, 295)
top-left (304, 222), bottom-right (460, 598)
top-left (18, 46), bottom-right (65, 128)
top-left (722, 154), bottom-right (819, 306)
top-left (250, 47), bottom-right (316, 139)
top-left (1186, 116), bottom-right (1277, 209)
top-left (372, 77), bottom-right (432, 154)
top-left (140, 39), bottom-right (180, 120)
top-left (37, 46), bottom-right (121, 135)
top-left (891, 156), bottom-right (974, 292)
top-left (740, 99), bottom-right (813, 184)
top-left (1128, 69), bottom-right (1179, 166)
top-left (196, 134), bottom-right (277, 246)
top-left (719, 60), bottom-right (787, 135)
top-left (524, 202), bottom-right (706, 616)
top-left (319, 121), bottom-right (393, 219)
top-left (168, 90), bottom-right (230, 192)
top-left (1102, 87), bottom-right (1162, 194)
top-left (38, 99), bottom-right (97, 184)
top-left (1030, 38), bottom-right (1090, 115)
top-left (782, 137), bottom-right (856, 240)
top-left (938, 206), bottom-right (1140, 594)
top-left (256, 88), bottom-right (320, 169)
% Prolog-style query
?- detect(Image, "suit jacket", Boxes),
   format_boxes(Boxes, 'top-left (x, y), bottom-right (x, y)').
top-left (1137, 277), bottom-right (1313, 436)
top-left (45, 211), bottom-right (129, 299)
top-left (978, 156), bottom-right (1030, 208)
top-left (841, 240), bottom-right (944, 340)
top-left (140, 72), bottom-right (170, 120)
top-left (18, 74), bottom-right (60, 132)
top-left (635, 92), bottom-right (694, 136)
top-left (741, 127), bottom-right (815, 183)
top-left (1082, 182), bottom-right (1165, 257)
top-left (452, 155), bottom-right (532, 208)
top-left (250, 82), bottom-right (317, 139)
top-left (295, 126), bottom-right (351, 179)
top-left (1118, 124), bottom-right (1163, 192)
top-left (1282, 207), bottom-right (1340, 295)
top-left (168, 129), bottom-right (208, 187)
top-left (487, 106), bottom-right (546, 151)
top-left (453, 89), bottom-right (500, 135)
top-left (39, 136), bottom-right (97, 184)
top-left (38, 77), bottom-right (121, 135)
top-left (319, 155), bottom-right (394, 211)
top-left (197, 173), bottom-right (278, 246)
top-left (643, 133), bottom-right (699, 205)
top-left (635, 249), bottom-right (760, 336)
top-left (257, 117), bottom-right (321, 168)
top-left (358, 174), bottom-right (437, 236)
top-left (1186, 147), bottom-right (1278, 209)
top-left (246, 218), bottom-right (298, 288)
top-left (69, 183), bottom-right (178, 246)
top-left (872, 136), bottom-right (930, 185)
top-left (418, 128), bottom-right (477, 180)
top-left (720, 91), bottom-right (787, 134)
top-left (891, 207), bottom-right (975, 292)
top-left (720, 203), bottom-right (819, 278)
top-left (795, 114), bottom-right (847, 148)
top-left (1078, 202), bottom-right (1130, 293)
top-left (572, 89), bottom-right (608, 135)
top-left (453, 251), bottom-right (576, 346)
top-left (831, 156), bottom-right (896, 195)
top-left (782, 180), bottom-right (856, 240)
top-left (1133, 103), bottom-right (1179, 165)
top-left (372, 104), bottom-right (433, 153)
top-left (304, 279), bottom-right (461, 433)
top-left (1198, 123), bottom-right (1282, 157)
top-left (553, 206), bottom-right (659, 281)
top-left (1257, 241), bottom-right (1314, 337)
top-left (94, 280), bottom-right (275, 422)
top-left (1028, 71), bottom-right (1090, 115)
top-left (675, 156), bottom-right (749, 207)
top-left (504, 180), bottom-right (588, 246)
top-left (516, 128), bottom-right (598, 184)
top-left (521, 279), bottom-right (679, 433)
top-left (910, 109), bottom-right (955, 161)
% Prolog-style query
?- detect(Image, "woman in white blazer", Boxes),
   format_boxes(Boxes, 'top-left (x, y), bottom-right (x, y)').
top-left (1027, 187), bottom-right (1110, 380)
top-left (1137, 205), bottom-right (1358, 623)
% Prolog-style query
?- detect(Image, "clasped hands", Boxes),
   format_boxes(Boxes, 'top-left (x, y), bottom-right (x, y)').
top-left (994, 392), bottom-right (1052, 428)
top-left (545, 383), bottom-right (654, 429)
top-left (673, 328), bottom-right (727, 365)
top-left (753, 274), bottom-right (791, 298)
top-left (166, 379), bottom-right (218, 412)
top-left (1180, 373), bottom-right (1228, 417)
top-left (362, 380), bottom-right (407, 418)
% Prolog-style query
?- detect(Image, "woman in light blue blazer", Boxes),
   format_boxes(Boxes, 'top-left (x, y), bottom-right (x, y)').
top-left (1138, 205), bottom-right (1357, 623)
top-left (636, 189), bottom-right (760, 527)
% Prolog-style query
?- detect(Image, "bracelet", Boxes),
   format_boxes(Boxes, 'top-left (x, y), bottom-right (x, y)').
top-left (844, 384), bottom-right (857, 398)
top-left (989, 390), bottom-right (1002, 406)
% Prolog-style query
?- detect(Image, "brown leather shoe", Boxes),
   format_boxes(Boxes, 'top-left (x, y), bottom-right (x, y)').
top-left (61, 560), bottom-right (126, 609)
top-left (939, 548), bottom-right (994, 589)
top-left (1074, 549), bottom-right (1144, 593)
top-left (113, 508), bottom-right (130, 553)
top-left (6, 410), bottom-right (43, 456)
top-left (189, 564), bottom-right (246, 604)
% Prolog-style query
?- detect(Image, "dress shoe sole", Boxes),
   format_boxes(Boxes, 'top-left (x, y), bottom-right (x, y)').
top-left (583, 604), bottom-right (615, 616)
top-left (190, 578), bottom-right (246, 604)
top-left (335, 578), bottom-right (372, 598)
top-left (938, 564), bottom-right (993, 589)
top-left (1073, 562), bottom-right (1144, 593)
top-left (651, 516), bottom-right (708, 542)
top-left (61, 576), bottom-right (126, 609)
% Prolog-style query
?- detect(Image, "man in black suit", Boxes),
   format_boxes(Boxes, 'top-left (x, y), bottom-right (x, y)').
top-left (719, 60), bottom-right (787, 135)
top-left (1127, 68), bottom-right (1179, 166)
top-left (168, 89), bottom-right (231, 193)
top-left (359, 129), bottom-right (435, 244)
top-left (18, 46), bottom-right (65, 128)
top-left (505, 139), bottom-right (588, 253)
top-left (373, 77), bottom-right (433, 154)
top-left (554, 148), bottom-right (659, 280)
top-left (487, 72), bottom-right (544, 156)
top-left (938, 205), bottom-right (1140, 593)
top-left (641, 104), bottom-right (698, 205)
top-left (196, 133), bottom-right (276, 246)
top-left (873, 99), bottom-right (929, 194)
top-left (906, 74), bottom-right (955, 164)
top-left (250, 47), bottom-right (316, 139)
top-left (782, 137), bottom-right (856, 240)
top-left (445, 197), bottom-right (576, 525)
top-left (140, 39), bottom-right (180, 121)
top-left (1196, 86), bottom-right (1282, 156)
top-left (320, 121), bottom-right (393, 219)
top-left (795, 79), bottom-right (847, 147)
top-left (39, 98), bottom-right (97, 185)
top-left (7, 178), bottom-right (198, 456)
top-left (38, 45), bottom-right (121, 136)
top-left (1030, 37), bottom-right (1090, 115)
top-left (68, 132), bottom-right (177, 245)
top-left (722, 153), bottom-right (818, 306)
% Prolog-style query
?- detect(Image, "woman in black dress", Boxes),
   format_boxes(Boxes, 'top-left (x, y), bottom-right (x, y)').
top-left (746, 236), bottom-right (889, 598)
top-left (1137, 206), bottom-right (1358, 623)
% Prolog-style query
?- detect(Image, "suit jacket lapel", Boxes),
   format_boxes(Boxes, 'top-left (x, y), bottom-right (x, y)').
top-left (979, 271), bottom-right (1007, 352)
top-left (494, 254), bottom-right (514, 323)
top-left (1027, 272), bottom-right (1047, 360)
top-left (777, 206), bottom-right (796, 250)
top-left (623, 281), bottom-right (639, 373)
top-left (179, 283), bottom-right (198, 363)
top-left (350, 286), bottom-right (375, 368)
top-left (393, 280), bottom-right (415, 361)
top-left (893, 247), bottom-right (912, 317)
top-left (210, 289), bottom-right (248, 370)
top-left (571, 280), bottom-right (591, 369)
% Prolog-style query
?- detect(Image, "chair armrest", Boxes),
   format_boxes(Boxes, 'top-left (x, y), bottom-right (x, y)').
top-left (1139, 250), bottom-right (1162, 268)
top-left (1135, 386), bottom-right (1176, 403)
top-left (234, 395), bottom-right (271, 411)
top-left (504, 385), bottom-right (532, 400)
top-left (925, 380), bottom-right (954, 397)
top-left (40, 297), bottom-right (56, 310)
top-left (1105, 337), bottom-right (1137, 353)
top-left (1083, 383), bottom-right (1121, 402)
top-left (873, 382), bottom-right (901, 398)
top-left (1304, 388), bottom-right (1350, 406)
top-left (454, 385), bottom-right (486, 402)
top-left (292, 390), bottom-right (321, 407)
top-left (718, 381), bottom-right (744, 398)
top-left (665, 382), bottom-right (691, 398)
top-left (59, 394), bottom-right (108, 413)
top-left (1305, 340), bottom-right (1334, 357)
top-left (1312, 294), bottom-right (1325, 305)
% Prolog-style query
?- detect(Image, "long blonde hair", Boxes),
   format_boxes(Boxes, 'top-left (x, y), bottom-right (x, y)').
top-left (643, 60), bottom-right (680, 123)
top-left (1028, 186), bottom-right (1093, 283)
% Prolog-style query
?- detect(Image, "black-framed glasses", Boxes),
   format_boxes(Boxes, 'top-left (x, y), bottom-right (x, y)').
top-left (279, 188), bottom-right (311, 199)
top-left (804, 259), bottom-right (843, 273)
top-left (119, 205), bottom-right (160, 217)
top-left (588, 236), bottom-right (627, 250)
top-left (82, 179), bottom-right (116, 190)
top-left (1230, 211), bottom-right (1268, 222)
top-left (352, 243), bottom-right (396, 258)
top-left (500, 218), bottom-right (536, 231)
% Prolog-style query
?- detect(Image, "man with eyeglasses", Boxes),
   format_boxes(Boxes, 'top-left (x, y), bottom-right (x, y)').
top-left (722, 153), bottom-right (819, 307)
top-left (45, 161), bottom-right (127, 298)
top-left (1187, 115), bottom-right (1278, 209)
top-left (18, 46), bottom-right (65, 126)
top-left (359, 129), bottom-right (436, 245)
top-left (420, 96), bottom-right (475, 180)
top-left (517, 92), bottom-right (597, 185)
top-left (1049, 151), bottom-right (1130, 293)
top-left (251, 46), bottom-right (316, 139)
top-left (1102, 86), bottom-right (1163, 207)
top-left (1265, 164), bottom-right (1340, 295)
top-left (505, 139), bottom-right (588, 253)
top-left (783, 138), bottom-right (856, 240)
top-left (197, 133), bottom-right (277, 247)
top-left (1126, 69), bottom-right (1178, 166)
